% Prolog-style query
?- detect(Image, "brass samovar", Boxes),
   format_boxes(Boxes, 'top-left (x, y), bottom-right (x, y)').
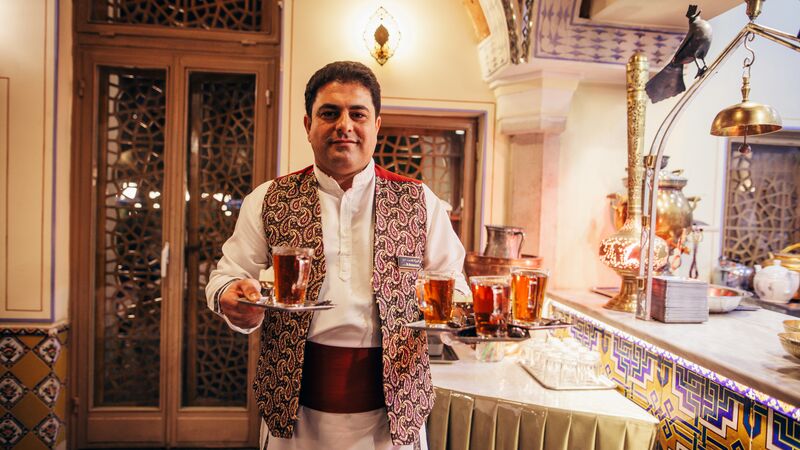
top-left (599, 53), bottom-right (668, 312)
top-left (608, 168), bottom-right (700, 257)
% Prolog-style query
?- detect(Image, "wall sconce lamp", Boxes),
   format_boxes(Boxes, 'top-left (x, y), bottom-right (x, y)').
top-left (636, 0), bottom-right (800, 320)
top-left (364, 7), bottom-right (401, 65)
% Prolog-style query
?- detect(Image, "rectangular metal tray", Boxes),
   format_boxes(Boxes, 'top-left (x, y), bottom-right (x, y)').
top-left (518, 362), bottom-right (616, 390)
top-left (235, 297), bottom-right (335, 312)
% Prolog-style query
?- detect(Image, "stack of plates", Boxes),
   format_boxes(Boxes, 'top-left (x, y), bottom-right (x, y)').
top-left (651, 276), bottom-right (709, 323)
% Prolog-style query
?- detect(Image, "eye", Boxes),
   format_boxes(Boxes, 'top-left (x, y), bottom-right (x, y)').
top-left (350, 111), bottom-right (367, 120)
top-left (318, 110), bottom-right (338, 120)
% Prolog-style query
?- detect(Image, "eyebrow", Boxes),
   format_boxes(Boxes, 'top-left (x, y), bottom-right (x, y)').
top-left (317, 103), bottom-right (370, 111)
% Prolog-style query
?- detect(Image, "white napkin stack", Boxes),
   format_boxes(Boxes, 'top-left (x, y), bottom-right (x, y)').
top-left (651, 276), bottom-right (709, 323)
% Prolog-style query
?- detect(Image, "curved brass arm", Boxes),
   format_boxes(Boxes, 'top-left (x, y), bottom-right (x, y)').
top-left (635, 22), bottom-right (800, 320)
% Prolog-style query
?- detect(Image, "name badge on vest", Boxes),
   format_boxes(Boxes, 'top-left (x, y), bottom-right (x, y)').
top-left (397, 256), bottom-right (423, 272)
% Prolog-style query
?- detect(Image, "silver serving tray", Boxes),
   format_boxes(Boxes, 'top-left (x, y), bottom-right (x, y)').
top-left (509, 318), bottom-right (573, 330)
top-left (445, 330), bottom-right (530, 344)
top-left (405, 318), bottom-right (570, 333)
top-left (518, 362), bottom-right (616, 391)
top-left (404, 320), bottom-right (468, 333)
top-left (235, 297), bottom-right (335, 312)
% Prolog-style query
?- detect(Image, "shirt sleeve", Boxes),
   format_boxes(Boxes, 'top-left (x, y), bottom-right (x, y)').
top-left (205, 180), bottom-right (272, 333)
top-left (421, 184), bottom-right (471, 299)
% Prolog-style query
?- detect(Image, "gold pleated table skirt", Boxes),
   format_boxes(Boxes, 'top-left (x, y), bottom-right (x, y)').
top-left (427, 387), bottom-right (656, 450)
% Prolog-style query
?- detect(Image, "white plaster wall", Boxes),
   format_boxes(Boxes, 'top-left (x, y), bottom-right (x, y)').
top-left (55, 0), bottom-right (73, 323)
top-left (279, 0), bottom-right (502, 247)
top-left (555, 1), bottom-right (800, 289)
top-left (0, 0), bottom-right (71, 324)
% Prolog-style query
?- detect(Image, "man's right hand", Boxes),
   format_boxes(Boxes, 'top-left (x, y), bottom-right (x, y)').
top-left (219, 279), bottom-right (265, 329)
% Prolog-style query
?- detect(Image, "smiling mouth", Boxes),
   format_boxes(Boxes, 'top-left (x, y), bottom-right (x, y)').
top-left (330, 139), bottom-right (358, 145)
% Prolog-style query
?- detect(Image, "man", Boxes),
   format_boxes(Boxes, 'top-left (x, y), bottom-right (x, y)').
top-left (206, 61), bottom-right (469, 450)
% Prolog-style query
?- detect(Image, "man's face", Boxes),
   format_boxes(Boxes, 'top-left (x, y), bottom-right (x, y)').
top-left (304, 81), bottom-right (381, 183)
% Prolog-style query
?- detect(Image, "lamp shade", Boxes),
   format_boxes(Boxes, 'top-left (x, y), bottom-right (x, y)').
top-left (711, 76), bottom-right (782, 136)
top-left (710, 101), bottom-right (782, 136)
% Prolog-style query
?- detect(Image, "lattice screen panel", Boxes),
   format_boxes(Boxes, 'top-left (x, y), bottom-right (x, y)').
top-left (91, 0), bottom-right (263, 31)
top-left (374, 130), bottom-right (464, 234)
top-left (95, 68), bottom-right (166, 406)
top-left (182, 74), bottom-right (255, 407)
top-left (722, 143), bottom-right (800, 266)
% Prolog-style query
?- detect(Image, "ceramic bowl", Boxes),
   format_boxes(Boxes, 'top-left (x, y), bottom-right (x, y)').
top-left (707, 285), bottom-right (748, 313)
top-left (778, 332), bottom-right (800, 359)
top-left (783, 320), bottom-right (800, 333)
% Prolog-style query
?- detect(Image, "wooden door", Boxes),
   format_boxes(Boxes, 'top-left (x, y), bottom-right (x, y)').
top-left (70, 48), bottom-right (276, 448)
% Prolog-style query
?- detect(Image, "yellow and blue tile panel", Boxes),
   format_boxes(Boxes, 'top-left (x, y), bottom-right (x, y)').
top-left (0, 325), bottom-right (68, 450)
top-left (556, 306), bottom-right (800, 450)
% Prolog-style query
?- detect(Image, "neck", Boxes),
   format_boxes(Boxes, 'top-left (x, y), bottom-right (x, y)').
top-left (317, 162), bottom-right (371, 191)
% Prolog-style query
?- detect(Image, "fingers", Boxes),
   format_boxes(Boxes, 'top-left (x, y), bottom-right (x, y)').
top-left (220, 279), bottom-right (265, 329)
top-left (240, 279), bottom-right (262, 302)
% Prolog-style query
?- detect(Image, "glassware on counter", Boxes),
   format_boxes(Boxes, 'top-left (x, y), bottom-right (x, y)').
top-left (518, 335), bottom-right (612, 390)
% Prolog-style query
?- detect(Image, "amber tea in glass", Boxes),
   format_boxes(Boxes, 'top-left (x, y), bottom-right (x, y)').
top-left (469, 276), bottom-right (510, 337)
top-left (272, 246), bottom-right (313, 306)
top-left (511, 268), bottom-right (549, 325)
top-left (415, 271), bottom-right (456, 327)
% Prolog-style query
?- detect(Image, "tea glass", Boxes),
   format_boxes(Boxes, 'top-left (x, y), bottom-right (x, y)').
top-left (469, 275), bottom-right (511, 337)
top-left (415, 271), bottom-right (456, 327)
top-left (510, 268), bottom-right (550, 325)
top-left (271, 246), bottom-right (313, 306)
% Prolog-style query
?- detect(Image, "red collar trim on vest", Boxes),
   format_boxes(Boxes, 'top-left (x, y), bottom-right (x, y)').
top-left (283, 164), bottom-right (421, 184)
top-left (375, 165), bottom-right (422, 184)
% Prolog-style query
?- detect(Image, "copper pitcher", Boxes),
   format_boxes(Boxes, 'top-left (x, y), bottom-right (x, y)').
top-left (483, 225), bottom-right (525, 259)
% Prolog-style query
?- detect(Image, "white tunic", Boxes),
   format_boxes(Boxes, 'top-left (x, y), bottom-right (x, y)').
top-left (206, 160), bottom-right (469, 450)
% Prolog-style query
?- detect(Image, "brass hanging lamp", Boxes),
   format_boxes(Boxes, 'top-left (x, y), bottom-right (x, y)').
top-left (711, 32), bottom-right (782, 153)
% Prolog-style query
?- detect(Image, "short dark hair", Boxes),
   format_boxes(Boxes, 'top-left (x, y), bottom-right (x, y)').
top-left (304, 61), bottom-right (381, 118)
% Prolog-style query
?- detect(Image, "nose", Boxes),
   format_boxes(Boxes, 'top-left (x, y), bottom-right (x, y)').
top-left (335, 113), bottom-right (353, 135)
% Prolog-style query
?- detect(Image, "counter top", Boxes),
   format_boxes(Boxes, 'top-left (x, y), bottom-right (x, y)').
top-left (549, 289), bottom-right (800, 413)
top-left (430, 342), bottom-right (657, 424)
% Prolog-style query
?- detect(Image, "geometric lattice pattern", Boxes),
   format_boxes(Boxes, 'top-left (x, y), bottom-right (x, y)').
top-left (181, 74), bottom-right (254, 407)
top-left (374, 130), bottom-right (465, 235)
top-left (90, 0), bottom-right (263, 31)
top-left (94, 68), bottom-right (166, 406)
top-left (562, 307), bottom-right (800, 450)
top-left (723, 143), bottom-right (800, 267)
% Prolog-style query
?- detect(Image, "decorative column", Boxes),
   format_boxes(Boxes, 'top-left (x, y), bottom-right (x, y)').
top-left (490, 71), bottom-right (580, 266)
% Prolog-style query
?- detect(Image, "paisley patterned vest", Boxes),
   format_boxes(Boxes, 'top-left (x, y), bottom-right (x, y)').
top-left (253, 165), bottom-right (434, 446)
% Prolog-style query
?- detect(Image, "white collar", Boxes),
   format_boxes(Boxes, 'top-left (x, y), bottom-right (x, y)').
top-left (313, 159), bottom-right (375, 196)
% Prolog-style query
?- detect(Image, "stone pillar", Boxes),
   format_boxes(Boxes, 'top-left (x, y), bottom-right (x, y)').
top-left (490, 71), bottom-right (580, 268)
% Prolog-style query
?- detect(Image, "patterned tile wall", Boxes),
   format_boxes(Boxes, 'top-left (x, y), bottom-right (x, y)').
top-left (533, 0), bottom-right (685, 67)
top-left (558, 310), bottom-right (800, 450)
top-left (0, 325), bottom-right (68, 450)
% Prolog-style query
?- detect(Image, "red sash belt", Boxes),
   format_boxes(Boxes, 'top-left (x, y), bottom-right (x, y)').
top-left (299, 341), bottom-right (385, 413)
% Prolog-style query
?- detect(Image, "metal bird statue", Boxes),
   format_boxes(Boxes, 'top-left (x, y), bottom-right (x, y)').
top-left (645, 5), bottom-right (713, 103)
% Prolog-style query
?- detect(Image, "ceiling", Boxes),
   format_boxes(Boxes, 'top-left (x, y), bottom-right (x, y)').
top-left (586, 0), bottom-right (743, 30)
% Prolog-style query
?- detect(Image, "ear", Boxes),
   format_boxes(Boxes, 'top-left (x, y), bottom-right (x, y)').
top-left (303, 115), bottom-right (312, 141)
top-left (375, 115), bottom-right (382, 133)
